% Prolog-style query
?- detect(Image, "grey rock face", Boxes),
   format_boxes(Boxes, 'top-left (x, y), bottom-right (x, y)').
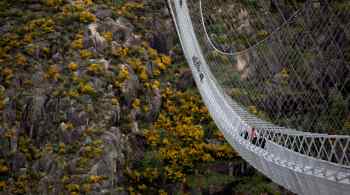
top-left (95, 9), bottom-right (112, 20)
top-left (120, 64), bottom-right (140, 105)
top-left (149, 88), bottom-right (162, 120)
top-left (100, 17), bottom-right (134, 44)
top-left (176, 69), bottom-right (195, 90)
top-left (89, 23), bottom-right (108, 52)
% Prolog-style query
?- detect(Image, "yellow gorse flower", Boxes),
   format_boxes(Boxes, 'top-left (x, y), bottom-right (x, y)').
top-left (102, 32), bottom-right (113, 42)
top-left (87, 63), bottom-right (103, 74)
top-left (113, 47), bottom-right (129, 57)
top-left (71, 33), bottom-right (84, 49)
top-left (46, 65), bottom-right (60, 80)
top-left (79, 11), bottom-right (96, 23)
top-left (132, 99), bottom-right (141, 109)
top-left (80, 49), bottom-right (93, 59)
top-left (89, 175), bottom-right (104, 183)
top-left (80, 83), bottom-right (95, 94)
top-left (160, 55), bottom-right (171, 66)
top-left (118, 66), bottom-right (130, 81)
top-left (68, 62), bottom-right (79, 71)
top-left (16, 53), bottom-right (27, 65)
top-left (45, 0), bottom-right (64, 7)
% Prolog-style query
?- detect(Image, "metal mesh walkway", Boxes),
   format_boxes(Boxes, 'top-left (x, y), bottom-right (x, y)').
top-left (168, 0), bottom-right (350, 194)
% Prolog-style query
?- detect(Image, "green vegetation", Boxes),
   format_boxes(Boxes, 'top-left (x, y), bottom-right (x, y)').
top-left (196, 0), bottom-right (350, 134)
top-left (0, 0), bottom-right (289, 194)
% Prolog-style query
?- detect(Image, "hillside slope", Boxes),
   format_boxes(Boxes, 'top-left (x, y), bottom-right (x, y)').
top-left (0, 0), bottom-right (289, 194)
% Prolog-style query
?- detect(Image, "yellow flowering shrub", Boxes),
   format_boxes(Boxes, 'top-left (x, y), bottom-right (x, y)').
top-left (9, 175), bottom-right (31, 194)
top-left (153, 55), bottom-right (171, 71)
top-left (248, 105), bottom-right (258, 115)
top-left (18, 136), bottom-right (41, 161)
top-left (45, 0), bottom-right (64, 7)
top-left (81, 0), bottom-right (93, 6)
top-left (151, 80), bottom-right (160, 90)
top-left (0, 100), bottom-right (5, 110)
top-left (68, 62), bottom-right (79, 71)
top-left (280, 68), bottom-right (289, 79)
top-left (87, 63), bottom-right (103, 74)
top-left (154, 57), bottom-right (165, 71)
top-left (173, 124), bottom-right (204, 142)
top-left (46, 65), bottom-right (60, 80)
top-left (71, 33), bottom-right (84, 49)
top-left (114, 80), bottom-right (122, 88)
top-left (25, 18), bottom-right (55, 35)
top-left (61, 2), bottom-right (85, 17)
top-left (67, 90), bottom-right (80, 98)
top-left (160, 55), bottom-right (172, 66)
top-left (2, 67), bottom-right (13, 80)
top-left (58, 143), bottom-right (66, 154)
top-left (131, 86), bottom-right (238, 190)
top-left (23, 33), bottom-right (33, 44)
top-left (65, 183), bottom-right (80, 194)
top-left (112, 46), bottom-right (129, 57)
top-left (116, 2), bottom-right (145, 18)
top-left (102, 32), bottom-right (113, 42)
top-left (0, 162), bottom-right (9, 173)
top-left (132, 99), bottom-right (141, 109)
top-left (79, 83), bottom-right (95, 94)
top-left (80, 49), bottom-right (93, 59)
top-left (71, 72), bottom-right (80, 82)
top-left (127, 58), bottom-right (142, 71)
top-left (111, 97), bottom-right (119, 105)
top-left (79, 11), bottom-right (96, 23)
top-left (3, 129), bottom-right (16, 139)
top-left (80, 141), bottom-right (104, 159)
top-left (164, 166), bottom-right (185, 183)
top-left (81, 183), bottom-right (92, 193)
top-left (144, 130), bottom-right (160, 146)
top-left (16, 53), bottom-right (27, 66)
top-left (118, 66), bottom-right (130, 81)
top-left (138, 67), bottom-right (148, 81)
top-left (147, 47), bottom-right (158, 59)
top-left (89, 175), bottom-right (105, 184)
top-left (0, 181), bottom-right (6, 191)
top-left (0, 48), bottom-right (10, 61)
top-left (257, 30), bottom-right (269, 39)
top-left (158, 189), bottom-right (168, 195)
top-left (153, 69), bottom-right (161, 77)
top-left (62, 122), bottom-right (74, 130)
top-left (143, 105), bottom-right (150, 113)
top-left (2, 34), bottom-right (21, 49)
top-left (42, 47), bottom-right (50, 54)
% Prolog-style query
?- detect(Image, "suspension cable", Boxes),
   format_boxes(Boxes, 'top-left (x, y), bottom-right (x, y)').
top-left (199, 0), bottom-right (307, 56)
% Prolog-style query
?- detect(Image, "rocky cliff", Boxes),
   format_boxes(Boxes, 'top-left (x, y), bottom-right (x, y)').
top-left (0, 1), bottom-right (288, 194)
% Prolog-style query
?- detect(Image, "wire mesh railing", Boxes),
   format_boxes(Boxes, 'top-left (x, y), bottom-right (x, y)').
top-left (187, 0), bottom-right (350, 135)
top-left (169, 1), bottom-right (350, 193)
top-left (171, 0), bottom-right (350, 168)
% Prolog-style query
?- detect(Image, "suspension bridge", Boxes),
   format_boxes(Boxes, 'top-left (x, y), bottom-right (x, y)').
top-left (168, 0), bottom-right (350, 194)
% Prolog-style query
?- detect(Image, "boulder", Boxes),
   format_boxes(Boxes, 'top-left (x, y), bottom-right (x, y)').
top-left (95, 9), bottom-right (112, 20)
top-left (10, 153), bottom-right (26, 172)
top-left (89, 23), bottom-right (108, 52)
top-left (101, 17), bottom-right (134, 44)
top-left (148, 32), bottom-right (168, 54)
top-left (124, 33), bottom-right (142, 48)
top-left (149, 88), bottom-right (162, 120)
top-left (120, 64), bottom-right (140, 105)
top-left (176, 69), bottom-right (195, 90)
